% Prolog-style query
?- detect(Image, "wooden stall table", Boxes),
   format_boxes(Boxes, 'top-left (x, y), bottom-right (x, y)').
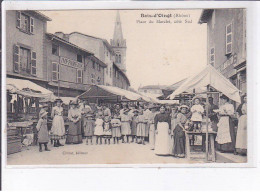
top-left (185, 130), bottom-right (217, 162)
top-left (8, 121), bottom-right (34, 143)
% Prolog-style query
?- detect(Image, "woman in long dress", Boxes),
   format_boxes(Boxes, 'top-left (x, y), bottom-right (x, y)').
top-left (172, 105), bottom-right (188, 158)
top-left (50, 98), bottom-right (66, 147)
top-left (154, 105), bottom-right (171, 155)
top-left (66, 100), bottom-right (83, 144)
top-left (121, 109), bottom-right (132, 143)
top-left (148, 105), bottom-right (158, 150)
top-left (216, 95), bottom-right (236, 153)
top-left (235, 95), bottom-right (247, 155)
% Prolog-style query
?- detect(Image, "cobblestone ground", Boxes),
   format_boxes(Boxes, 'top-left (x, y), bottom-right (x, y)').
top-left (7, 138), bottom-right (206, 165)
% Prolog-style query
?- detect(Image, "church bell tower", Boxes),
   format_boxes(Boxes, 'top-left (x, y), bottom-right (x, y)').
top-left (110, 11), bottom-right (127, 72)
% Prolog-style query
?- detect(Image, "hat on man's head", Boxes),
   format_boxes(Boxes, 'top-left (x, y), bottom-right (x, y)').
top-left (39, 109), bottom-right (48, 118)
top-left (54, 98), bottom-right (63, 103)
top-left (132, 109), bottom-right (139, 113)
top-left (220, 94), bottom-right (229, 101)
top-left (179, 104), bottom-right (189, 110)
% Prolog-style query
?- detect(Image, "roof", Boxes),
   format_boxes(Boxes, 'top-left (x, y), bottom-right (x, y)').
top-left (46, 33), bottom-right (94, 56)
top-left (69, 32), bottom-right (114, 54)
top-left (113, 62), bottom-right (130, 86)
top-left (169, 65), bottom-right (241, 103)
top-left (7, 77), bottom-right (53, 98)
top-left (88, 55), bottom-right (107, 68)
top-left (198, 9), bottom-right (214, 24)
top-left (77, 85), bottom-right (143, 102)
top-left (139, 85), bottom-right (167, 90)
top-left (27, 11), bottom-right (52, 21)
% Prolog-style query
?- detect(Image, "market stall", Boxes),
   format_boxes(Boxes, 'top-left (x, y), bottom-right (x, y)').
top-left (169, 65), bottom-right (241, 161)
top-left (6, 78), bottom-right (54, 154)
top-left (77, 85), bottom-right (149, 103)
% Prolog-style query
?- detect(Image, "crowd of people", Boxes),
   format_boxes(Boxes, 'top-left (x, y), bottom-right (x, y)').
top-left (36, 94), bottom-right (247, 158)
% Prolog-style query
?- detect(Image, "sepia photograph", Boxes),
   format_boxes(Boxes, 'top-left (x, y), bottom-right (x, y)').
top-left (3, 7), bottom-right (248, 166)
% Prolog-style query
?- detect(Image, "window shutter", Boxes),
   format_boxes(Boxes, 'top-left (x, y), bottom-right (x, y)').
top-left (16, 11), bottom-right (21, 28)
top-left (226, 23), bottom-right (232, 55)
top-left (31, 51), bottom-right (37, 75)
top-left (13, 44), bottom-right (20, 72)
top-left (52, 62), bottom-right (59, 81)
top-left (77, 69), bottom-right (82, 83)
top-left (30, 17), bottom-right (34, 34)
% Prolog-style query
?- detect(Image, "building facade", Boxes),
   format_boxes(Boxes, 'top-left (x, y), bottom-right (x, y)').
top-left (6, 10), bottom-right (51, 82)
top-left (112, 63), bottom-right (130, 90)
top-left (45, 33), bottom-right (106, 97)
top-left (199, 9), bottom-right (247, 94)
top-left (68, 32), bottom-right (114, 87)
top-left (138, 85), bottom-right (167, 98)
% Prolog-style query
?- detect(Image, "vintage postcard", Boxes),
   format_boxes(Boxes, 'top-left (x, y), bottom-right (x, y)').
top-left (2, 5), bottom-right (250, 167)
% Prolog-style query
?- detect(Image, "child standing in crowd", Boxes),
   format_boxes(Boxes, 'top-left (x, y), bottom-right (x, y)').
top-left (50, 98), bottom-right (66, 147)
top-left (136, 110), bottom-right (146, 145)
top-left (190, 97), bottom-right (204, 132)
top-left (94, 113), bottom-right (104, 145)
top-left (83, 113), bottom-right (95, 145)
top-left (36, 109), bottom-right (51, 152)
top-left (131, 109), bottom-right (139, 143)
top-left (111, 114), bottom-right (121, 144)
top-left (103, 116), bottom-right (112, 144)
top-left (120, 109), bottom-right (132, 143)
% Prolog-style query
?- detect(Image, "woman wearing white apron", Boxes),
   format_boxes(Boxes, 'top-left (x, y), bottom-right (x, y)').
top-left (154, 105), bottom-right (171, 155)
top-left (216, 95), bottom-right (236, 153)
top-left (148, 104), bottom-right (158, 150)
top-left (235, 95), bottom-right (247, 155)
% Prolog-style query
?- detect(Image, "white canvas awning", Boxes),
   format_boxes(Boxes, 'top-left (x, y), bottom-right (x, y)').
top-left (169, 65), bottom-right (241, 103)
top-left (77, 85), bottom-right (147, 102)
top-left (7, 78), bottom-right (54, 98)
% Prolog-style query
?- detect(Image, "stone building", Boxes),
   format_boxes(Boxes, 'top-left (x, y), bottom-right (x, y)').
top-left (65, 11), bottom-right (129, 89)
top-left (138, 85), bottom-right (167, 98)
top-left (199, 9), bottom-right (247, 94)
top-left (67, 32), bottom-right (114, 87)
top-left (6, 10), bottom-right (51, 83)
top-left (45, 33), bottom-right (107, 97)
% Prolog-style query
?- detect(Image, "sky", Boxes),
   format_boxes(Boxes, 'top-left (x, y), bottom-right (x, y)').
top-left (41, 9), bottom-right (207, 90)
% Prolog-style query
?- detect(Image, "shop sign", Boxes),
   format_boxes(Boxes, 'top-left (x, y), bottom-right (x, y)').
top-left (217, 53), bottom-right (237, 73)
top-left (60, 56), bottom-right (84, 69)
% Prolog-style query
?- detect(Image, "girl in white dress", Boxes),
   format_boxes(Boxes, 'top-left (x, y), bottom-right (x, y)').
top-left (190, 97), bottom-right (204, 132)
top-left (50, 98), bottom-right (66, 147)
top-left (94, 113), bottom-right (104, 145)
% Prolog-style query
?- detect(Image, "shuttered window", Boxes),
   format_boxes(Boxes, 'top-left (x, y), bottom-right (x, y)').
top-left (77, 69), bottom-right (83, 83)
top-left (226, 23), bottom-right (232, 55)
top-left (52, 62), bottom-right (59, 81)
top-left (210, 47), bottom-right (215, 66)
top-left (16, 11), bottom-right (34, 34)
top-left (13, 45), bottom-right (20, 72)
top-left (31, 51), bottom-right (37, 75)
top-left (30, 17), bottom-right (34, 34)
top-left (91, 74), bottom-right (95, 84)
top-left (16, 11), bottom-right (21, 28)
